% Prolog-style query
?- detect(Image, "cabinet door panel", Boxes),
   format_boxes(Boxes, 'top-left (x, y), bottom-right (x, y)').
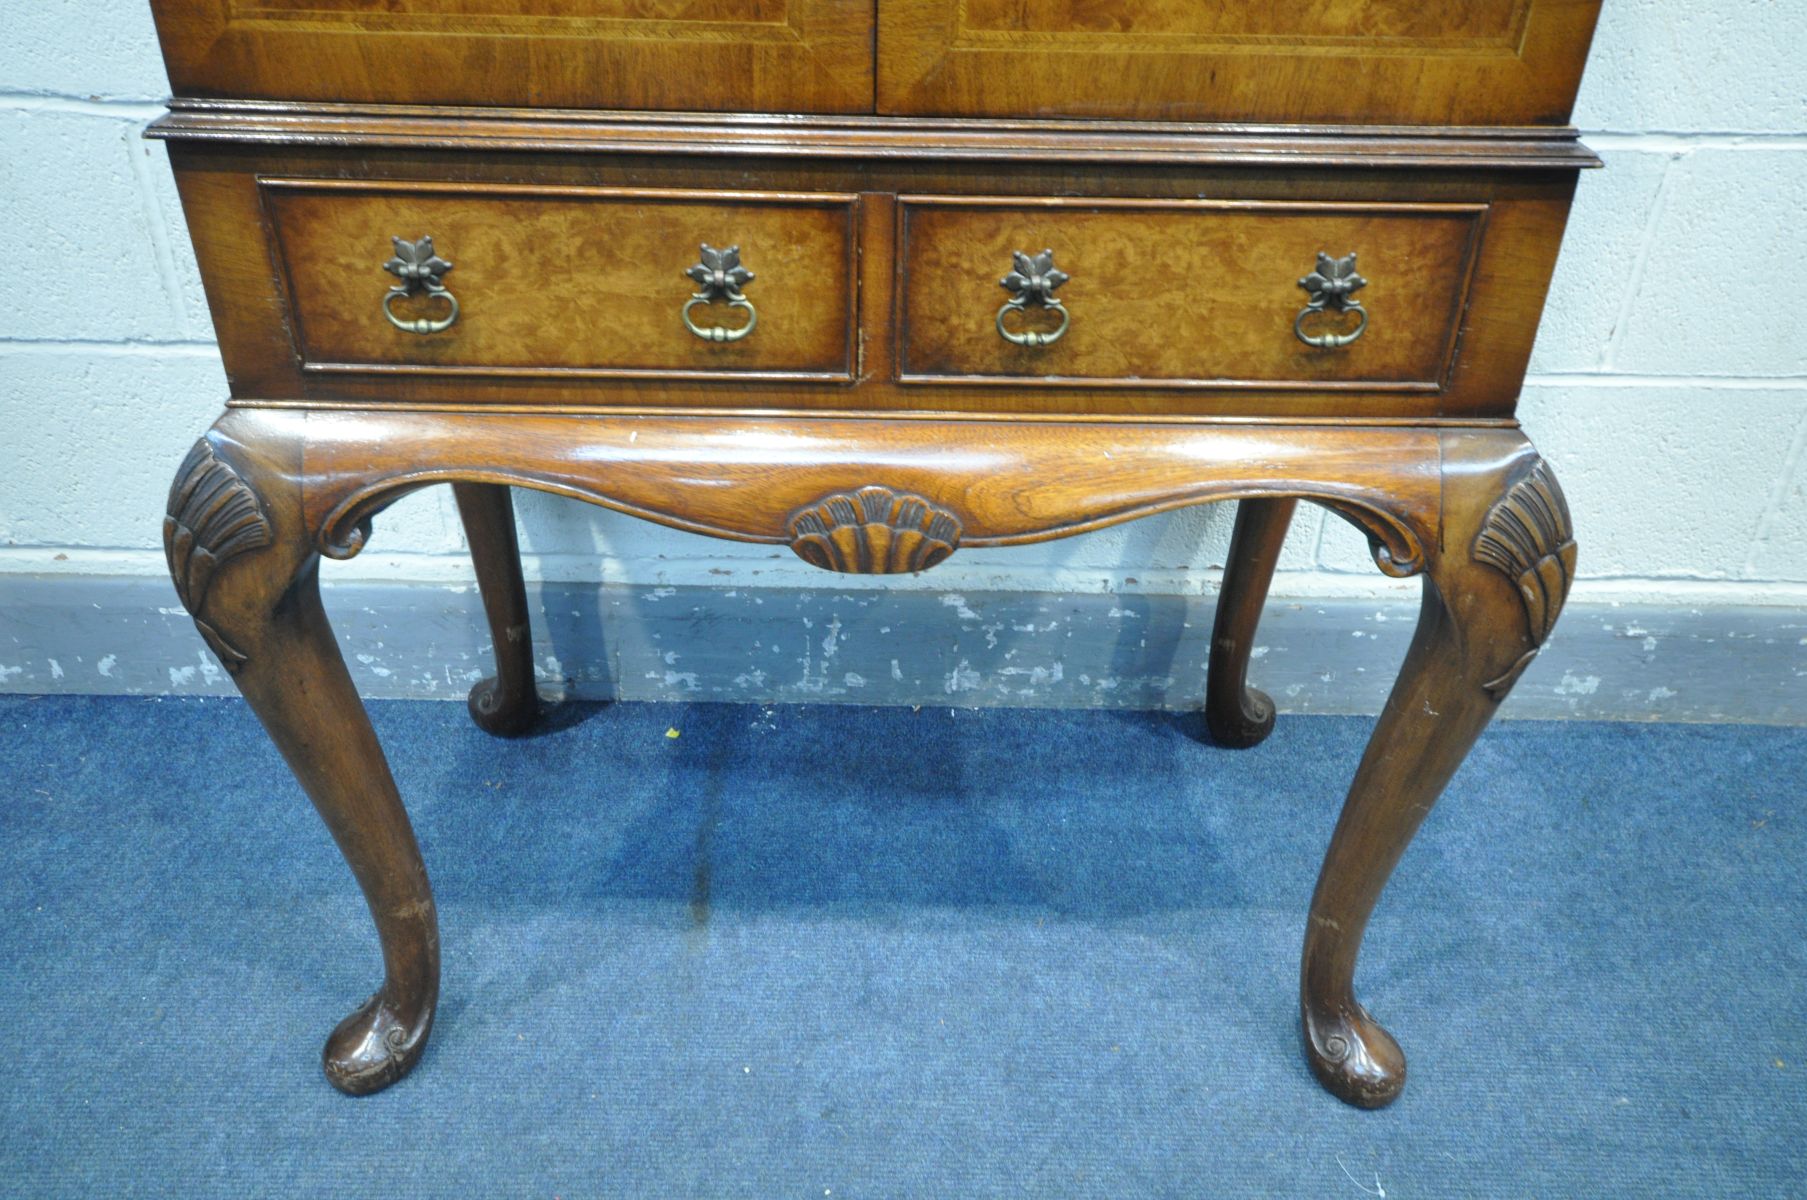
top-left (151, 0), bottom-right (874, 113)
top-left (878, 0), bottom-right (1600, 125)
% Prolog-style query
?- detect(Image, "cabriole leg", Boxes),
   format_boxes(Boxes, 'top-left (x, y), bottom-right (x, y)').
top-left (1301, 439), bottom-right (1576, 1107)
top-left (164, 414), bottom-right (439, 1095)
top-left (1206, 497), bottom-right (1296, 748)
top-left (454, 482), bottom-right (541, 736)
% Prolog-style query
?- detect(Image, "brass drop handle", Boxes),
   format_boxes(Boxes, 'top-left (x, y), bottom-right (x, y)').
top-left (382, 235), bottom-right (459, 335)
top-left (683, 244), bottom-right (757, 343)
top-left (996, 248), bottom-right (1070, 348)
top-left (1295, 251), bottom-right (1368, 349)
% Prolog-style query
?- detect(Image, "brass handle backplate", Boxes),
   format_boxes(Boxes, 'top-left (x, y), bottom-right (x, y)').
top-left (683, 244), bottom-right (757, 343)
top-left (382, 235), bottom-right (458, 335)
top-left (1295, 251), bottom-right (1368, 349)
top-left (996, 248), bottom-right (1069, 348)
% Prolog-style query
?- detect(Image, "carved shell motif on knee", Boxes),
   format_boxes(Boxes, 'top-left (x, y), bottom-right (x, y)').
top-left (1473, 460), bottom-right (1577, 699)
top-left (164, 439), bottom-right (274, 671)
top-left (788, 486), bottom-right (961, 574)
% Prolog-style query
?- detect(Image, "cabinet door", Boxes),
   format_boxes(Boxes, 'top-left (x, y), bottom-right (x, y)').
top-left (878, 0), bottom-right (1600, 125)
top-left (151, 0), bottom-right (874, 114)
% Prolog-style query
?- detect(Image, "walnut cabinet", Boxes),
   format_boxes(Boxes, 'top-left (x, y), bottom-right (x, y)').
top-left (149, 0), bottom-right (1601, 1108)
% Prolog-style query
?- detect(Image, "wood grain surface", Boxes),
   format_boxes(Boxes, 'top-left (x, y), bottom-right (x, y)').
top-left (878, 0), bottom-right (1601, 125)
top-left (291, 410), bottom-right (1441, 571)
top-left (265, 180), bottom-right (858, 380)
top-left (161, 125), bottom-right (1578, 419)
top-left (896, 197), bottom-right (1484, 390)
top-left (150, 0), bottom-right (874, 112)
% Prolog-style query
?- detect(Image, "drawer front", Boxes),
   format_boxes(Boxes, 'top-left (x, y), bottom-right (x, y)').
top-left (896, 199), bottom-right (1486, 392)
top-left (266, 181), bottom-right (859, 381)
top-left (878, 0), bottom-right (1600, 125)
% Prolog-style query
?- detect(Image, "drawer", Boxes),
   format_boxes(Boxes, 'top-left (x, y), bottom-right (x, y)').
top-left (895, 198), bottom-right (1487, 392)
top-left (264, 181), bottom-right (859, 382)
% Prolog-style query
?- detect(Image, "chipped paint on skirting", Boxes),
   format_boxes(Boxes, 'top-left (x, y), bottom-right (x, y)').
top-left (2, 576), bottom-right (1805, 723)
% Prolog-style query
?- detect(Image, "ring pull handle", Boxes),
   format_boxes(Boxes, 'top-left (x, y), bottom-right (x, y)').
top-left (382, 235), bottom-right (459, 335)
top-left (1295, 251), bottom-right (1368, 349)
top-left (683, 244), bottom-right (757, 343)
top-left (996, 248), bottom-right (1069, 348)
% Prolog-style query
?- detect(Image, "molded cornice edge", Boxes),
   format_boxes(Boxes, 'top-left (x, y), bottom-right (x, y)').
top-left (147, 100), bottom-right (1602, 171)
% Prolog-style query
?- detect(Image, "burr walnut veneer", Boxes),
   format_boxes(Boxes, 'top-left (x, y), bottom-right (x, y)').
top-left (149, 0), bottom-right (1600, 1109)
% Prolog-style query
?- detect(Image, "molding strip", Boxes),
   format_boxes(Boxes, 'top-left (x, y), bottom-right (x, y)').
top-left (147, 101), bottom-right (1602, 170)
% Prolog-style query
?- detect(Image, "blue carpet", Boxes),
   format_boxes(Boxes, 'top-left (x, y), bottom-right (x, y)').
top-left (0, 695), bottom-right (1802, 1198)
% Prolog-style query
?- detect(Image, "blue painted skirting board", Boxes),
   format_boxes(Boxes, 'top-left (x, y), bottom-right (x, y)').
top-left (2, 575), bottom-right (1804, 722)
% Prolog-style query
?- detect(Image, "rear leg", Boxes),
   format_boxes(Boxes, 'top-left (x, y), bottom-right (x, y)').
top-left (454, 482), bottom-right (541, 736)
top-left (1205, 498), bottom-right (1297, 748)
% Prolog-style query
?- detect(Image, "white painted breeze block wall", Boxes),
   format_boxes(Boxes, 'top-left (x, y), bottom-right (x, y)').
top-left (2, 3), bottom-right (1805, 683)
